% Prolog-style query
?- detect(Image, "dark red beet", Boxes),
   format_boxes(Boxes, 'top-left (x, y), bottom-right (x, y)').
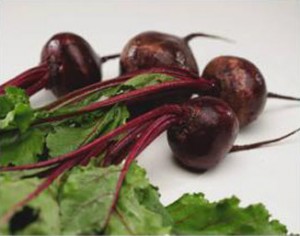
top-left (167, 97), bottom-right (239, 171)
top-left (0, 32), bottom-right (107, 97)
top-left (202, 56), bottom-right (267, 128)
top-left (120, 31), bottom-right (200, 76)
top-left (40, 32), bottom-right (102, 97)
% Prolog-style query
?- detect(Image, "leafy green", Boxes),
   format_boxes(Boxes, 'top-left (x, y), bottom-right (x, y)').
top-left (0, 96), bottom-right (14, 118)
top-left (0, 128), bottom-right (46, 166)
top-left (58, 164), bottom-right (119, 234)
top-left (123, 73), bottom-right (174, 89)
top-left (105, 162), bottom-right (172, 235)
top-left (5, 86), bottom-right (30, 104)
top-left (0, 175), bottom-right (60, 235)
top-left (167, 193), bottom-right (287, 235)
top-left (0, 87), bottom-right (34, 132)
top-left (0, 104), bottom-right (128, 167)
top-left (60, 163), bottom-right (171, 235)
top-left (46, 105), bottom-right (129, 157)
top-left (0, 162), bottom-right (289, 235)
top-left (0, 163), bottom-right (171, 235)
top-left (46, 125), bottom-right (94, 157)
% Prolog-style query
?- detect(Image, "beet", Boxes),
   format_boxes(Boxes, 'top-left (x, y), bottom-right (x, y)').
top-left (40, 32), bottom-right (102, 97)
top-left (202, 56), bottom-right (267, 128)
top-left (120, 31), bottom-right (199, 76)
top-left (167, 97), bottom-right (239, 171)
top-left (0, 32), bottom-right (120, 97)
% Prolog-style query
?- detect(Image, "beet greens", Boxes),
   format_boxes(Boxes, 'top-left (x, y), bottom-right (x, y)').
top-left (0, 163), bottom-right (287, 235)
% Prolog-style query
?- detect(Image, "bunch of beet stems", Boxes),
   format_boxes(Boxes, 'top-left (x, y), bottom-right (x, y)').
top-left (0, 54), bottom-right (120, 96)
top-left (1, 67), bottom-right (299, 224)
top-left (1, 102), bottom-right (298, 224)
top-left (0, 63), bottom-right (49, 96)
top-left (38, 66), bottom-right (200, 111)
top-left (32, 70), bottom-right (300, 126)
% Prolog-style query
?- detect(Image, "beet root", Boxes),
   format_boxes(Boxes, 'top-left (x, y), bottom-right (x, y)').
top-left (202, 56), bottom-right (267, 128)
top-left (41, 32), bottom-right (102, 97)
top-left (167, 96), bottom-right (239, 171)
top-left (120, 31), bottom-right (200, 76)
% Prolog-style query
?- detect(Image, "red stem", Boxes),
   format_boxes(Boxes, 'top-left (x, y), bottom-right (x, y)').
top-left (0, 64), bottom-right (48, 95)
top-left (79, 142), bottom-right (108, 166)
top-left (267, 92), bottom-right (300, 101)
top-left (107, 114), bottom-right (177, 223)
top-left (183, 32), bottom-right (234, 44)
top-left (100, 53), bottom-right (120, 63)
top-left (25, 73), bottom-right (49, 96)
top-left (230, 128), bottom-right (300, 152)
top-left (102, 121), bottom-right (153, 166)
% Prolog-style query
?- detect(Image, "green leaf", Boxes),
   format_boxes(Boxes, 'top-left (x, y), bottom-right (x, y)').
top-left (105, 163), bottom-right (172, 235)
top-left (46, 105), bottom-right (129, 157)
top-left (0, 96), bottom-right (14, 118)
top-left (5, 86), bottom-right (30, 104)
top-left (0, 128), bottom-right (46, 166)
top-left (0, 175), bottom-right (60, 235)
top-left (60, 163), bottom-right (171, 235)
top-left (59, 164), bottom-right (120, 234)
top-left (167, 193), bottom-right (287, 235)
top-left (0, 163), bottom-right (289, 235)
top-left (0, 87), bottom-right (34, 132)
top-left (99, 105), bottom-right (130, 136)
top-left (46, 125), bottom-right (95, 157)
top-left (0, 104), bottom-right (33, 133)
top-left (123, 73), bottom-right (174, 89)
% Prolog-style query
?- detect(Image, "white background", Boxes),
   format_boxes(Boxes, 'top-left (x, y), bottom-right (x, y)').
top-left (1, 0), bottom-right (299, 233)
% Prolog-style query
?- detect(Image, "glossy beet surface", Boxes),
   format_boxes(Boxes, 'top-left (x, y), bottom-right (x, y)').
top-left (202, 56), bottom-right (267, 128)
top-left (120, 31), bottom-right (199, 76)
top-left (41, 32), bottom-right (102, 97)
top-left (167, 97), bottom-right (239, 171)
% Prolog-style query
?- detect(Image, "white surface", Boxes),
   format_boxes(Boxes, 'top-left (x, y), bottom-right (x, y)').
top-left (1, 0), bottom-right (299, 233)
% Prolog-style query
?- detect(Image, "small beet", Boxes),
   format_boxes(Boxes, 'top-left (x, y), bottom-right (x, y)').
top-left (1, 32), bottom-right (120, 97)
top-left (167, 97), bottom-right (239, 171)
top-left (41, 32), bottom-right (102, 97)
top-left (202, 56), bottom-right (267, 127)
